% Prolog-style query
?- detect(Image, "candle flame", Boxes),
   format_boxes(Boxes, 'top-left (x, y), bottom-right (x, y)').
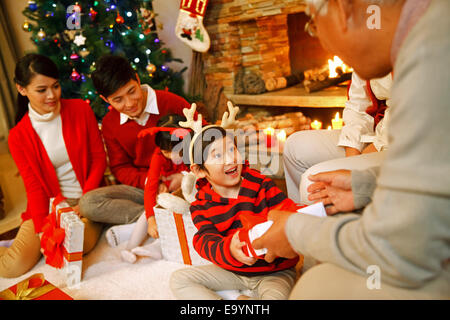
top-left (276, 129), bottom-right (287, 142)
top-left (263, 127), bottom-right (275, 135)
top-left (335, 112), bottom-right (340, 120)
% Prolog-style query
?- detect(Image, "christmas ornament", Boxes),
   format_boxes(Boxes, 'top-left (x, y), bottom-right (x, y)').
top-left (70, 69), bottom-right (81, 81)
top-left (116, 12), bottom-right (125, 24)
top-left (89, 7), bottom-right (98, 21)
top-left (64, 30), bottom-right (77, 41)
top-left (73, 33), bottom-right (86, 46)
top-left (37, 28), bottom-right (46, 40)
top-left (28, 1), bottom-right (38, 12)
top-left (175, 0), bottom-right (210, 52)
top-left (146, 63), bottom-right (156, 74)
top-left (138, 7), bottom-right (155, 35)
top-left (22, 20), bottom-right (31, 32)
top-left (70, 52), bottom-right (79, 60)
top-left (79, 48), bottom-right (90, 58)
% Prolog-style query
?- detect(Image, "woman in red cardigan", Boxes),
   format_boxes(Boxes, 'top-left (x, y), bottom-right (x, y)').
top-left (0, 54), bottom-right (106, 278)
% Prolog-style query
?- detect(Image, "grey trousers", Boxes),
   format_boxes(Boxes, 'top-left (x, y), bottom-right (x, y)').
top-left (170, 264), bottom-right (297, 300)
top-left (79, 184), bottom-right (144, 225)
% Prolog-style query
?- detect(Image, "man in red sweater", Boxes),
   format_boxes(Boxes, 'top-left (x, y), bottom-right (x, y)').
top-left (79, 55), bottom-right (191, 233)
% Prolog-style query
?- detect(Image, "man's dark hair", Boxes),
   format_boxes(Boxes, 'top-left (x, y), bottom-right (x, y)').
top-left (91, 55), bottom-right (137, 98)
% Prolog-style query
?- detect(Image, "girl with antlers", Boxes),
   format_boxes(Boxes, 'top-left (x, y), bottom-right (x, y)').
top-left (170, 102), bottom-right (299, 300)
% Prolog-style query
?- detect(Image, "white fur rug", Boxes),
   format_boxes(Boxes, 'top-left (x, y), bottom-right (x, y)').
top-left (0, 231), bottom-right (188, 300)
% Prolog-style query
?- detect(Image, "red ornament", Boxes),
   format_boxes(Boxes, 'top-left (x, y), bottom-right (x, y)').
top-left (89, 7), bottom-right (98, 21)
top-left (116, 12), bottom-right (125, 24)
top-left (70, 69), bottom-right (81, 81)
top-left (70, 52), bottom-right (79, 60)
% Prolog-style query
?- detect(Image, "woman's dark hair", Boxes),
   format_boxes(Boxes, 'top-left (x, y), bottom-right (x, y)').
top-left (91, 55), bottom-right (138, 98)
top-left (155, 114), bottom-right (188, 151)
top-left (14, 54), bottom-right (59, 124)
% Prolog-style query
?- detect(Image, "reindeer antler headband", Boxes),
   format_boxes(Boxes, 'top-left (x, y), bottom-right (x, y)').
top-left (179, 101), bottom-right (239, 164)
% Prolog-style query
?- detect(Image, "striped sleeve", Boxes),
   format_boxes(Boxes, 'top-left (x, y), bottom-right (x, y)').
top-left (191, 204), bottom-right (244, 268)
top-left (261, 177), bottom-right (297, 210)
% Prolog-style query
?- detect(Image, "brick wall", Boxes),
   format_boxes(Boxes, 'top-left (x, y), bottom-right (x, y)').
top-left (201, 0), bottom-right (307, 119)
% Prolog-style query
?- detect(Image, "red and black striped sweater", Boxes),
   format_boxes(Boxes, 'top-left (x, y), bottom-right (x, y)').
top-left (190, 165), bottom-right (299, 276)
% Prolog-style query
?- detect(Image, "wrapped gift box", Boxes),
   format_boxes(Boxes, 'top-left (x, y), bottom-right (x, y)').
top-left (0, 273), bottom-right (73, 300)
top-left (41, 197), bottom-right (84, 287)
top-left (154, 190), bottom-right (210, 266)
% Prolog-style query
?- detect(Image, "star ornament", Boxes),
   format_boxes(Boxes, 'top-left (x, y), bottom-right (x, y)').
top-left (73, 33), bottom-right (86, 46)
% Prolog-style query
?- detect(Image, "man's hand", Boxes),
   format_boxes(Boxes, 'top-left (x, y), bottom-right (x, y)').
top-left (230, 231), bottom-right (257, 266)
top-left (166, 173), bottom-right (183, 192)
top-left (307, 170), bottom-right (355, 215)
top-left (252, 210), bottom-right (298, 263)
top-left (147, 216), bottom-right (159, 238)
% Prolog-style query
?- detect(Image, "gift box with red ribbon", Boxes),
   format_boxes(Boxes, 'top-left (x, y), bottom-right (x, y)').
top-left (0, 273), bottom-right (73, 300)
top-left (238, 202), bottom-right (327, 259)
top-left (153, 190), bottom-right (210, 266)
top-left (40, 196), bottom-right (84, 287)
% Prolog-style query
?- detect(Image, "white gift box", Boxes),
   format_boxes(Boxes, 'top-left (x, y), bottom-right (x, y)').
top-left (48, 197), bottom-right (85, 287)
top-left (153, 201), bottom-right (210, 266)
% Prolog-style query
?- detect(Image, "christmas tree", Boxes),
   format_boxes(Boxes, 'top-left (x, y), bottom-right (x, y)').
top-left (22, 0), bottom-right (187, 119)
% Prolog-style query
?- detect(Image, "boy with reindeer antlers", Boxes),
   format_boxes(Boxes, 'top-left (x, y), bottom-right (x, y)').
top-left (170, 102), bottom-right (300, 300)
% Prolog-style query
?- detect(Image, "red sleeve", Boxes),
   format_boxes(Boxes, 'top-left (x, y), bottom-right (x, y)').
top-left (144, 149), bottom-right (165, 218)
top-left (81, 101), bottom-right (107, 193)
top-left (102, 118), bottom-right (147, 189)
top-left (191, 204), bottom-right (244, 268)
top-left (8, 131), bottom-right (49, 233)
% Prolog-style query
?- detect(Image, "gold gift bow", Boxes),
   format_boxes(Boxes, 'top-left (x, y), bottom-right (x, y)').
top-left (0, 273), bottom-right (56, 300)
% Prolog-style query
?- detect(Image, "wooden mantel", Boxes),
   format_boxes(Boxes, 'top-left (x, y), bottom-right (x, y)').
top-left (226, 84), bottom-right (347, 108)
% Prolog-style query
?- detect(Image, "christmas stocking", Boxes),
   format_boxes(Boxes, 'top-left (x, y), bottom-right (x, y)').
top-left (175, 0), bottom-right (210, 52)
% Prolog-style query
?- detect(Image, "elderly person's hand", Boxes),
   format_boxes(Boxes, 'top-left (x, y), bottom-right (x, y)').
top-left (307, 169), bottom-right (355, 215)
top-left (252, 210), bottom-right (298, 263)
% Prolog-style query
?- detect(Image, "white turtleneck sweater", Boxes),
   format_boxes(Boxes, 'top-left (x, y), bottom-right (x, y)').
top-left (28, 104), bottom-right (83, 199)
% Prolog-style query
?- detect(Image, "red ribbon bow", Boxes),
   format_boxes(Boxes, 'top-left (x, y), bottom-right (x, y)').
top-left (40, 211), bottom-right (65, 269)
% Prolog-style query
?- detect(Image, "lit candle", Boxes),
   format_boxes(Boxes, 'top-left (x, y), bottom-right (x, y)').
top-left (276, 129), bottom-right (287, 143)
top-left (311, 120), bottom-right (322, 130)
top-left (263, 127), bottom-right (276, 147)
top-left (331, 112), bottom-right (343, 130)
top-left (327, 125), bottom-right (332, 130)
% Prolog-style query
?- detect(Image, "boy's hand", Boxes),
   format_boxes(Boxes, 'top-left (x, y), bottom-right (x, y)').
top-left (230, 231), bottom-right (257, 266)
top-left (147, 216), bottom-right (159, 238)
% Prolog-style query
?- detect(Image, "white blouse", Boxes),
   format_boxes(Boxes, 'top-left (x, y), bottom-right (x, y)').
top-left (337, 72), bottom-right (393, 152)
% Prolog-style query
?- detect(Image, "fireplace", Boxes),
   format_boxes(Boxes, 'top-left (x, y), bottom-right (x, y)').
top-left (200, 0), bottom-right (348, 128)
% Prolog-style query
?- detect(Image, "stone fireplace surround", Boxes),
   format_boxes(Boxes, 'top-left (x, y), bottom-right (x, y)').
top-left (200, 0), bottom-right (346, 124)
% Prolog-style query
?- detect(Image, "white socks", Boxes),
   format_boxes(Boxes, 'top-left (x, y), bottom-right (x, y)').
top-left (105, 222), bottom-right (136, 248)
top-left (120, 239), bottom-right (163, 263)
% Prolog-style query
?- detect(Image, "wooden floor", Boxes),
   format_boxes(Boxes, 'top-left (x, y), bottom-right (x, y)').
top-left (0, 139), bottom-right (25, 236)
